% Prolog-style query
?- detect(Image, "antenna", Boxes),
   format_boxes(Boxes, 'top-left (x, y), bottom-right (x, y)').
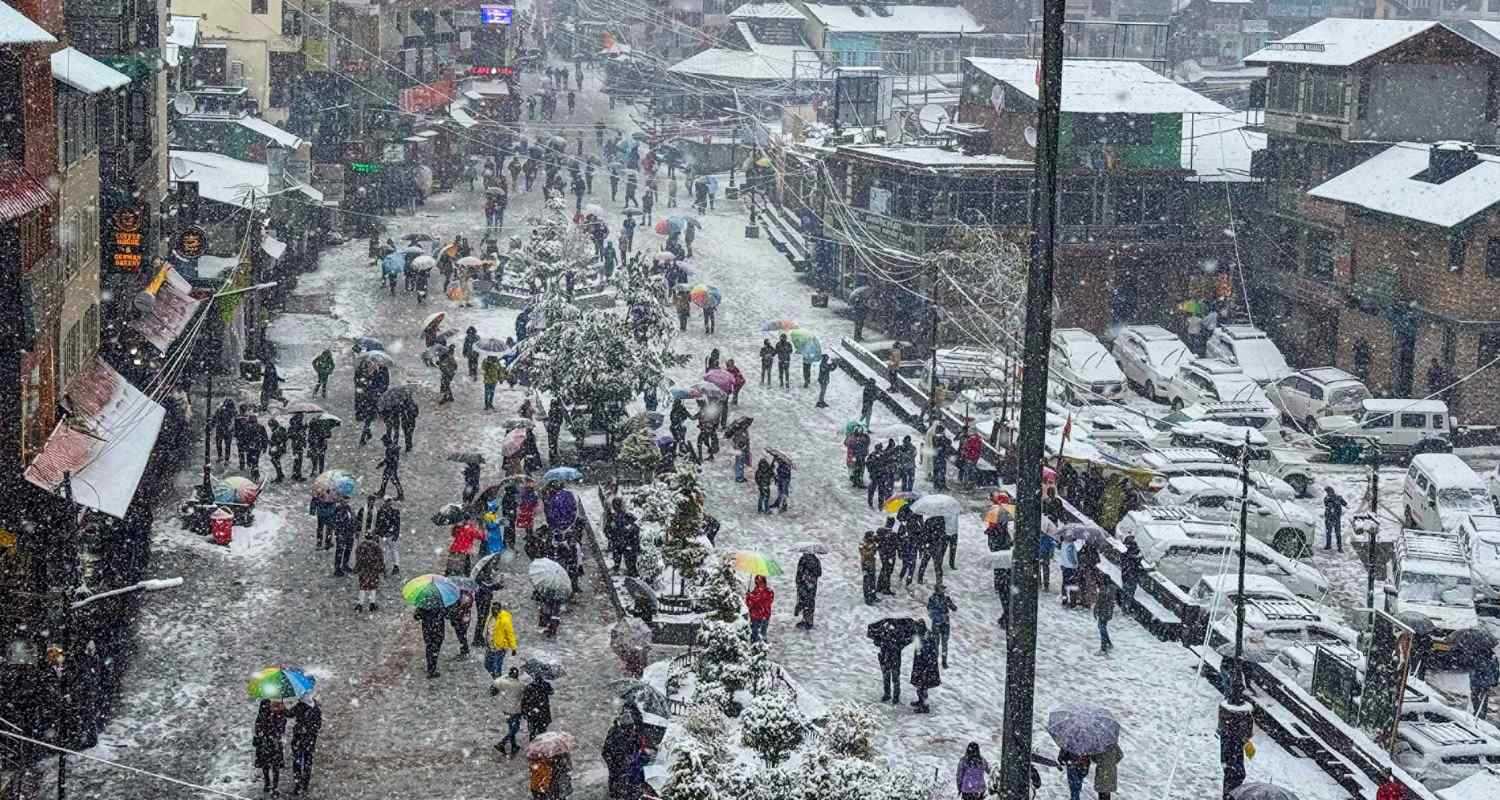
top-left (917, 104), bottom-right (949, 134)
top-left (1024, 126), bottom-right (1038, 148)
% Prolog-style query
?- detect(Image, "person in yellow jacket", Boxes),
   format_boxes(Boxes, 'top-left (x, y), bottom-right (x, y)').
top-left (485, 602), bottom-right (518, 683)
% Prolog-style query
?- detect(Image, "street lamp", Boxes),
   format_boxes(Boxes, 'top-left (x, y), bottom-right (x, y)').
top-left (69, 577), bottom-right (185, 610)
top-left (1219, 432), bottom-right (1255, 797)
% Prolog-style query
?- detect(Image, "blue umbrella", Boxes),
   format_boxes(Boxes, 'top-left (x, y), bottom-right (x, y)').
top-left (353, 336), bottom-right (385, 352)
top-left (798, 337), bottom-right (822, 363)
top-left (669, 386), bottom-right (703, 401)
top-left (543, 466), bottom-right (583, 483)
top-left (381, 252), bottom-right (405, 277)
top-left (654, 433), bottom-right (674, 447)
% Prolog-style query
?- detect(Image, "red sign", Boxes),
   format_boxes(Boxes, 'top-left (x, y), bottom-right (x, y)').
top-left (398, 78), bottom-right (456, 114)
top-left (468, 66), bottom-right (515, 78)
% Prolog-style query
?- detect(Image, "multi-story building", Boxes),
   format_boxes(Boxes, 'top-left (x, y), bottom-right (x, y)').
top-left (1241, 18), bottom-right (1500, 417)
top-left (790, 1), bottom-right (985, 73)
top-left (173, 0), bottom-right (305, 123)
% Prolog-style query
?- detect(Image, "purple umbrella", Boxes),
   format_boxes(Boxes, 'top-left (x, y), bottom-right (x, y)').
top-left (545, 489), bottom-right (579, 530)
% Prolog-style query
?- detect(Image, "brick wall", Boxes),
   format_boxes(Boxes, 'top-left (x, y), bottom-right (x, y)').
top-left (1349, 209), bottom-right (1500, 322)
top-left (1335, 307), bottom-right (1396, 393)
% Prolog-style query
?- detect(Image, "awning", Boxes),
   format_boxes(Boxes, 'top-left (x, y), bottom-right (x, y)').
top-left (261, 235), bottom-right (286, 260)
top-left (52, 47), bottom-right (131, 94)
top-left (449, 106), bottom-right (477, 128)
top-left (0, 161), bottom-right (54, 224)
top-left (98, 53), bottom-right (156, 83)
top-left (0, 1), bottom-right (56, 45)
top-left (24, 358), bottom-right (166, 519)
top-left (132, 265), bottom-right (204, 352)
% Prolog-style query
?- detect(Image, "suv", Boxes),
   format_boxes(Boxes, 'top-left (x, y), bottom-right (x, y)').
top-left (1457, 513), bottom-right (1500, 607)
top-left (1049, 328), bottom-right (1125, 403)
top-left (1265, 367), bottom-right (1371, 432)
top-left (1383, 529), bottom-right (1480, 653)
top-left (1112, 325), bottom-right (1191, 402)
top-left (1167, 425), bottom-right (1316, 497)
top-left (1187, 573), bottom-right (1354, 653)
top-left (1150, 476), bottom-right (1318, 556)
top-left (917, 347), bottom-right (1008, 390)
top-left (1403, 453), bottom-right (1491, 532)
top-left (1394, 704), bottom-right (1500, 790)
top-left (1162, 400), bottom-right (1283, 438)
top-left (1164, 359), bottom-right (1270, 411)
top-left (1116, 507), bottom-right (1329, 597)
top-left (1205, 325), bottom-right (1293, 385)
top-left (1313, 399), bottom-right (1452, 461)
top-left (1132, 447), bottom-right (1297, 500)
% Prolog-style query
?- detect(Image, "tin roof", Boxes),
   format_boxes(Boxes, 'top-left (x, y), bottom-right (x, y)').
top-left (0, 161), bottom-right (55, 224)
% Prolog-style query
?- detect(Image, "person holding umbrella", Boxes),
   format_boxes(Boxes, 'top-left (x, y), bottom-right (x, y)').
top-left (252, 700), bottom-right (286, 795)
top-left (746, 575), bottom-right (775, 642)
top-left (868, 616), bottom-right (919, 704)
top-left (287, 698), bottom-right (322, 796)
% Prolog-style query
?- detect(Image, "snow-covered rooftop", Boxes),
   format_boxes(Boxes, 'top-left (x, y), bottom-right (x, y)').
top-left (0, 0), bottom-right (55, 45)
top-left (836, 144), bottom-right (1030, 169)
top-left (666, 23), bottom-right (809, 82)
top-left (966, 58), bottom-right (1230, 115)
top-left (1307, 142), bottom-right (1500, 228)
top-left (166, 14), bottom-right (199, 47)
top-left (800, 3), bottom-right (981, 34)
top-left (169, 150), bottom-right (324, 208)
top-left (51, 47), bottom-right (131, 95)
top-left (237, 115), bottom-right (305, 149)
top-left (728, 1), bottom-right (805, 19)
top-left (1244, 19), bottom-right (1440, 66)
top-left (1183, 110), bottom-right (1264, 182)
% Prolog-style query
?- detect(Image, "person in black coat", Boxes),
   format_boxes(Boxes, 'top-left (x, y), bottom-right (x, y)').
top-left (868, 617), bottom-right (919, 705)
top-left (288, 413), bottom-right (307, 481)
top-left (759, 340), bottom-right (775, 387)
top-left (253, 700), bottom-right (286, 795)
top-left (860, 381), bottom-right (879, 424)
top-left (876, 517), bottom-right (899, 595)
top-left (816, 355), bottom-right (836, 407)
top-left (416, 604), bottom-right (447, 678)
top-left (241, 413), bottom-right (267, 481)
top-left (793, 552), bottom-right (823, 629)
top-left (287, 698), bottom-right (322, 796)
top-left (267, 418), bottom-right (288, 482)
top-left (331, 500), bottom-right (355, 576)
top-left (602, 715), bottom-right (639, 800)
top-left (774, 335), bottom-right (793, 388)
top-left (865, 443), bottom-right (886, 508)
top-left (916, 515), bottom-right (946, 585)
top-left (754, 458), bottom-right (775, 514)
top-left (987, 519), bottom-right (1013, 625)
top-left (931, 426), bottom-right (954, 489)
top-left (462, 326), bottom-right (481, 380)
top-left (910, 622), bottom-right (941, 713)
top-left (306, 420), bottom-right (330, 475)
top-left (213, 399), bottom-right (236, 462)
top-left (605, 497), bottom-right (640, 574)
top-left (546, 400), bottom-right (568, 464)
top-left (259, 360), bottom-right (286, 411)
top-left (1119, 535), bottom-right (1144, 611)
top-left (522, 676), bottom-right (554, 736)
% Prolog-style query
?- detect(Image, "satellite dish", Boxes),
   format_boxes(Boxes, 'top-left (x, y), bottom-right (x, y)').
top-left (172, 92), bottom-right (197, 115)
top-left (990, 84), bottom-right (1006, 113)
top-left (917, 104), bottom-right (948, 134)
top-left (1024, 126), bottom-right (1038, 148)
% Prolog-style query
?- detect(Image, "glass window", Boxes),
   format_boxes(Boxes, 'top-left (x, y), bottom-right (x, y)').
top-left (1269, 69), bottom-right (1299, 111)
top-left (1060, 180), bottom-right (1094, 226)
top-left (1113, 183), bottom-right (1145, 225)
top-left (62, 211), bottom-right (80, 282)
top-left (1485, 238), bottom-right (1500, 279)
top-left (1399, 413), bottom-right (1427, 428)
top-left (83, 304), bottom-right (99, 359)
top-left (1432, 415), bottom-right (1446, 429)
top-left (252, 0), bottom-right (268, 14)
top-left (63, 322), bottom-right (81, 388)
top-left (994, 179), bottom-right (1029, 224)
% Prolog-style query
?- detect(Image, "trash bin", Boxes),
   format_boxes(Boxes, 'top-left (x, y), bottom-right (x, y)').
top-left (210, 507), bottom-right (234, 547)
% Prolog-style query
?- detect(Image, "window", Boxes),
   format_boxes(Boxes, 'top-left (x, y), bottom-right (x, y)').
top-left (1074, 115), bottom-right (1154, 146)
top-left (1305, 73), bottom-right (1347, 118)
top-left (82, 205), bottom-right (97, 262)
top-left (62, 211), bottom-right (80, 282)
top-left (994, 180), bottom-right (1030, 224)
top-left (252, 0), bottom-right (268, 14)
top-left (1486, 238), bottom-right (1500, 279)
top-left (1059, 180), bottom-right (1095, 226)
top-left (1479, 331), bottom-right (1500, 369)
top-left (1306, 231), bottom-right (1336, 279)
top-left (1400, 413), bottom-right (1428, 429)
top-left (1449, 231), bottom-right (1469, 272)
top-left (1269, 69), bottom-right (1299, 111)
top-left (62, 322), bottom-right (81, 389)
top-left (1432, 415), bottom-right (1446, 429)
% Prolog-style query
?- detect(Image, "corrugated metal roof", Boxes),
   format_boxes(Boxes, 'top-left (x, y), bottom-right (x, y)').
top-left (131, 266), bottom-right (205, 352)
top-left (0, 161), bottom-right (55, 224)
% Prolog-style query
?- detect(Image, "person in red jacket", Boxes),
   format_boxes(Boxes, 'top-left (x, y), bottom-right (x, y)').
top-left (959, 431), bottom-right (984, 486)
top-left (1375, 771), bottom-right (1404, 800)
top-left (746, 575), bottom-right (775, 643)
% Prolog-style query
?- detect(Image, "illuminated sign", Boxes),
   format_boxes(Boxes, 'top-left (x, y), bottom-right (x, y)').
top-left (479, 4), bottom-right (514, 24)
top-left (110, 206), bottom-right (146, 271)
top-left (173, 226), bottom-right (208, 259)
top-left (349, 162), bottom-right (383, 173)
top-left (468, 65), bottom-right (515, 77)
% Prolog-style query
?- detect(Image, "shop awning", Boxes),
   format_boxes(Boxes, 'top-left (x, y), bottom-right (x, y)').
top-left (449, 106), bottom-right (478, 128)
top-left (51, 47), bottom-right (131, 94)
top-left (24, 358), bottom-right (166, 519)
top-left (132, 265), bottom-right (204, 352)
top-left (0, 161), bottom-right (54, 224)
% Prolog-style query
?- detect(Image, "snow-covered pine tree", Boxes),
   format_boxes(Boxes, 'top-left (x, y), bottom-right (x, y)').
top-left (617, 428), bottom-right (661, 474)
top-left (694, 619), bottom-right (752, 691)
top-left (634, 523), bottom-right (666, 586)
top-left (795, 754), bottom-right (930, 800)
top-left (818, 702), bottom-right (877, 760)
top-left (662, 737), bottom-right (726, 800)
top-left (692, 553), bottom-right (743, 623)
top-left (741, 690), bottom-right (806, 767)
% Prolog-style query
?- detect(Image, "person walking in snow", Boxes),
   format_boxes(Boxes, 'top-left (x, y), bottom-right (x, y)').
top-left (846, 428), bottom-right (871, 488)
top-left (816, 355), bottom-right (836, 408)
top-left (521, 674), bottom-right (554, 737)
top-left (1323, 485), bottom-right (1347, 551)
top-left (793, 551), bottom-right (822, 628)
top-left (493, 667), bottom-right (528, 756)
top-left (288, 413), bottom-right (307, 481)
top-left (312, 349), bottom-right (334, 398)
top-left (910, 620), bottom-right (941, 713)
top-left (267, 418), bottom-right (288, 483)
top-left (609, 160), bottom-right (622, 202)
top-left (241, 412), bottom-right (267, 482)
top-left (897, 435), bottom-right (917, 492)
top-left (259, 359), bottom-right (286, 411)
top-left (859, 381), bottom-right (878, 424)
top-left (1094, 571), bottom-right (1116, 655)
top-left (354, 532), bottom-right (385, 612)
top-left (375, 496), bottom-right (401, 575)
top-left (253, 701), bottom-right (286, 796)
top-left (754, 457), bottom-right (774, 514)
top-left (931, 425), bottom-right (953, 489)
top-left (875, 517), bottom-right (899, 595)
top-left (746, 575), bottom-right (775, 642)
top-left (775, 334), bottom-right (793, 388)
top-left (437, 346), bottom-right (458, 404)
top-left (759, 339), bottom-right (775, 387)
top-left (287, 698), bottom-right (322, 796)
top-left (463, 326), bottom-right (481, 381)
top-left (771, 456), bottom-right (792, 513)
top-left (484, 602), bottom-right (518, 680)
top-left (546, 399), bottom-right (568, 464)
top-left (956, 743), bottom-right (990, 800)
top-left (868, 616), bottom-right (919, 705)
top-left (376, 433), bottom-right (405, 501)
top-left (213, 399), bottom-right (236, 463)
top-left (623, 171), bottom-right (638, 208)
top-left (416, 602), bottom-right (447, 679)
top-left (859, 532), bottom-right (879, 605)
top-left (726, 359), bottom-right (746, 405)
top-left (916, 514), bottom-right (946, 585)
top-left (926, 583), bottom-right (958, 668)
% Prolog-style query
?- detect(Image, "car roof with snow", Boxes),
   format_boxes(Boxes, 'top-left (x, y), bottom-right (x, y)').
top-left (1120, 325), bottom-right (1178, 341)
top-left (1186, 358), bottom-right (1243, 375)
top-left (1054, 328), bottom-right (1101, 345)
top-left (1161, 474), bottom-right (1243, 493)
top-left (1301, 367), bottom-right (1361, 386)
top-left (1462, 514), bottom-right (1500, 538)
top-left (1216, 325), bottom-right (1269, 340)
top-left (1361, 398), bottom-right (1448, 414)
top-left (1193, 573), bottom-right (1299, 597)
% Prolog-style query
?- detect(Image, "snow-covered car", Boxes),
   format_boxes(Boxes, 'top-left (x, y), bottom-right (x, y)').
top-left (1149, 476), bottom-right (1318, 556)
top-left (1163, 358), bottom-right (1270, 412)
top-left (1456, 513), bottom-right (1500, 606)
top-left (915, 347), bottom-right (1008, 390)
top-left (1403, 453), bottom-right (1491, 532)
top-left (1049, 328), bottom-right (1126, 403)
top-left (1205, 325), bottom-right (1293, 385)
top-left (1313, 398), bottom-right (1452, 461)
top-left (1111, 325), bottom-right (1190, 402)
top-left (1265, 367), bottom-right (1371, 431)
top-left (1268, 639), bottom-right (1368, 692)
top-left (1166, 424), bottom-right (1315, 497)
top-left (1132, 447), bottom-right (1297, 500)
top-left (1162, 401), bottom-right (1283, 439)
top-left (1116, 507), bottom-right (1329, 598)
top-left (1188, 574), bottom-right (1350, 640)
top-left (1383, 529), bottom-right (1480, 649)
top-left (1488, 464), bottom-right (1500, 513)
top-left (1395, 703), bottom-right (1500, 790)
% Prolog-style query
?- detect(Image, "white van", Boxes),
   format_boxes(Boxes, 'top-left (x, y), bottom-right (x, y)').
top-left (1315, 399), bottom-right (1452, 460)
top-left (1403, 454), bottom-right (1492, 532)
top-left (1115, 507), bottom-right (1329, 597)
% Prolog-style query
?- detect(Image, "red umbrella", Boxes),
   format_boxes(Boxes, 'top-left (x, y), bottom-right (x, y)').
top-left (654, 218), bottom-right (670, 235)
top-left (702, 369), bottom-right (735, 394)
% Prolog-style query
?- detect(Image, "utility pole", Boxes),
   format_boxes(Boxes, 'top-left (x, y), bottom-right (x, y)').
top-left (1220, 433), bottom-right (1254, 797)
top-left (1365, 445), bottom-right (1381, 610)
top-left (928, 256), bottom-right (943, 421)
top-left (999, 0), bottom-right (1066, 797)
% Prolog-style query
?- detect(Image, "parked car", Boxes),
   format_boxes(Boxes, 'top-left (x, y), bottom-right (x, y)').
top-left (1382, 529), bottom-right (1480, 653)
top-left (1116, 507), bottom-right (1329, 598)
top-left (1163, 358), bottom-right (1270, 411)
top-left (1049, 328), bottom-right (1126, 403)
top-left (1132, 447), bottom-right (1297, 500)
top-left (1313, 399), bottom-right (1453, 462)
top-left (914, 347), bottom-right (1008, 390)
top-left (1188, 573), bottom-right (1347, 632)
top-left (1268, 639), bottom-right (1368, 692)
top-left (1112, 325), bottom-right (1191, 402)
top-left (1457, 513), bottom-right (1500, 607)
top-left (1265, 367), bottom-right (1371, 432)
top-left (1395, 703), bottom-right (1500, 790)
top-left (1488, 464), bottom-right (1500, 512)
top-left (1403, 454), bottom-right (1491, 532)
top-left (1149, 476), bottom-right (1318, 557)
top-left (1162, 400), bottom-right (1283, 439)
top-left (1205, 325), bottom-right (1293, 385)
top-left (1167, 424), bottom-right (1316, 497)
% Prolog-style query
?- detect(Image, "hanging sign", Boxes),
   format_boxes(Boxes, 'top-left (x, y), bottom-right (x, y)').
top-left (109, 206), bottom-right (146, 272)
top-left (173, 226), bottom-right (208, 260)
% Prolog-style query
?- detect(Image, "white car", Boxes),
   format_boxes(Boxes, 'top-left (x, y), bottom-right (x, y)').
top-left (1188, 573), bottom-right (1353, 652)
top-left (1395, 703), bottom-right (1500, 790)
top-left (1111, 325), bottom-right (1191, 402)
top-left (1116, 507), bottom-right (1329, 598)
top-left (1265, 367), bottom-right (1371, 431)
top-left (1164, 358), bottom-right (1270, 411)
top-left (1384, 529), bottom-right (1480, 645)
top-left (1132, 447), bottom-right (1297, 500)
top-left (1049, 328), bottom-right (1126, 403)
top-left (1150, 476), bottom-right (1318, 557)
top-left (1205, 325), bottom-right (1293, 385)
top-left (1457, 513), bottom-right (1500, 605)
top-left (1269, 639), bottom-right (1368, 692)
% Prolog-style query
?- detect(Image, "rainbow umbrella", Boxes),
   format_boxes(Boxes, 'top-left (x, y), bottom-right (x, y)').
top-left (1177, 299), bottom-right (1208, 315)
top-left (213, 476), bottom-right (260, 504)
top-left (401, 574), bottom-right (462, 609)
top-left (311, 469), bottom-right (357, 503)
top-left (761, 319), bottom-right (799, 332)
top-left (787, 329), bottom-right (820, 362)
top-left (984, 504), bottom-right (1017, 526)
top-left (733, 551), bottom-right (783, 577)
top-left (883, 492), bottom-right (922, 514)
top-left (689, 284), bottom-right (721, 309)
top-left (247, 666), bottom-right (316, 701)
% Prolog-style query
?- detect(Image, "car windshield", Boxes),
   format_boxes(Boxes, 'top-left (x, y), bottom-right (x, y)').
top-left (1216, 377), bottom-right (1265, 403)
top-left (1437, 487), bottom-right (1491, 511)
top-left (1145, 341), bottom-right (1187, 366)
top-left (1234, 340), bottom-right (1290, 373)
top-left (1472, 539), bottom-right (1500, 564)
top-left (1401, 572), bottom-right (1474, 605)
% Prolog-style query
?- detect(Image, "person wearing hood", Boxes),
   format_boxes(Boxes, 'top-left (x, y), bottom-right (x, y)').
top-left (1118, 534), bottom-right (1143, 612)
top-left (793, 551), bottom-right (823, 629)
top-left (746, 575), bottom-right (774, 642)
top-left (754, 457), bottom-right (775, 514)
top-left (774, 334), bottom-right (793, 388)
top-left (759, 339), bottom-right (775, 387)
top-left (1093, 744), bottom-right (1123, 800)
top-left (771, 456), bottom-right (792, 513)
top-left (521, 674), bottom-right (554, 736)
top-left (859, 532), bottom-right (879, 605)
top-left (353, 530), bottom-right (385, 612)
top-left (910, 621), bottom-right (941, 713)
top-left (605, 497), bottom-right (639, 572)
top-left (603, 713), bottom-right (641, 800)
top-left (868, 617), bottom-right (919, 704)
top-left (312, 349), bottom-right (335, 398)
top-left (287, 698), bottom-right (322, 796)
top-left (926, 583), bottom-right (958, 668)
top-left (484, 602), bottom-right (518, 680)
top-left (956, 743), bottom-right (990, 800)
top-left (462, 327), bottom-right (481, 380)
top-left (253, 700), bottom-right (286, 795)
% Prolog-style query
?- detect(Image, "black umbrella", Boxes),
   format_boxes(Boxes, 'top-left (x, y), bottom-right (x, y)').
top-left (447, 452), bottom-right (486, 465)
top-left (616, 680), bottom-right (670, 720)
top-left (522, 655), bottom-right (565, 681)
top-left (723, 416), bottom-right (753, 439)
top-left (378, 385), bottom-right (415, 415)
top-left (431, 502), bottom-right (466, 526)
top-left (1446, 626), bottom-right (1499, 663)
top-left (1395, 611), bottom-right (1437, 637)
top-left (470, 552), bottom-right (510, 586)
top-left (622, 577), bottom-right (658, 613)
top-left (308, 416), bottom-right (341, 433)
top-left (404, 233), bottom-right (434, 243)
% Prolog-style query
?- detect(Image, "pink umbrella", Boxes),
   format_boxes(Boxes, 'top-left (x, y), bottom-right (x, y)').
top-left (501, 428), bottom-right (527, 457)
top-left (702, 369), bottom-right (735, 394)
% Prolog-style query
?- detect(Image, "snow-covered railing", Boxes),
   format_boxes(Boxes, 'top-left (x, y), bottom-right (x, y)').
top-left (586, 487), bottom-right (627, 620)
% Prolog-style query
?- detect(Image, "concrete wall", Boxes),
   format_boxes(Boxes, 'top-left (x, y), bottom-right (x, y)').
top-left (1360, 62), bottom-right (1492, 143)
top-left (56, 154), bottom-right (101, 392)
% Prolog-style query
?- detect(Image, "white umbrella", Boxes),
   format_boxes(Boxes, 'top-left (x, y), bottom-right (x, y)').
top-left (457, 256), bottom-right (484, 268)
top-left (909, 494), bottom-right (960, 517)
top-left (411, 254), bottom-right (437, 270)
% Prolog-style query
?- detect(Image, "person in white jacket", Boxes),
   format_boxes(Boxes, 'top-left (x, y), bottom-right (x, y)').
top-left (492, 667), bottom-right (529, 757)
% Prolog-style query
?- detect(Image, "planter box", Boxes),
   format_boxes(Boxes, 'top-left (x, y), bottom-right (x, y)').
top-left (745, 224), bottom-right (761, 239)
top-left (811, 293), bottom-right (829, 308)
top-left (651, 619), bottom-right (701, 646)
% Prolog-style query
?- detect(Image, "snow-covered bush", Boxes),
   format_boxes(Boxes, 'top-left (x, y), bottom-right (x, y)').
top-left (694, 620), bottom-right (752, 690)
top-left (617, 428), bottom-right (661, 474)
top-left (681, 700), bottom-right (730, 762)
top-left (634, 523), bottom-right (666, 587)
top-left (740, 690), bottom-right (807, 766)
top-left (662, 737), bottom-right (727, 800)
top-left (818, 701), bottom-right (877, 760)
top-left (623, 481), bottom-right (680, 524)
top-left (692, 553), bottom-right (743, 623)
top-left (795, 753), bottom-right (930, 800)
top-left (722, 765), bottom-right (798, 800)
